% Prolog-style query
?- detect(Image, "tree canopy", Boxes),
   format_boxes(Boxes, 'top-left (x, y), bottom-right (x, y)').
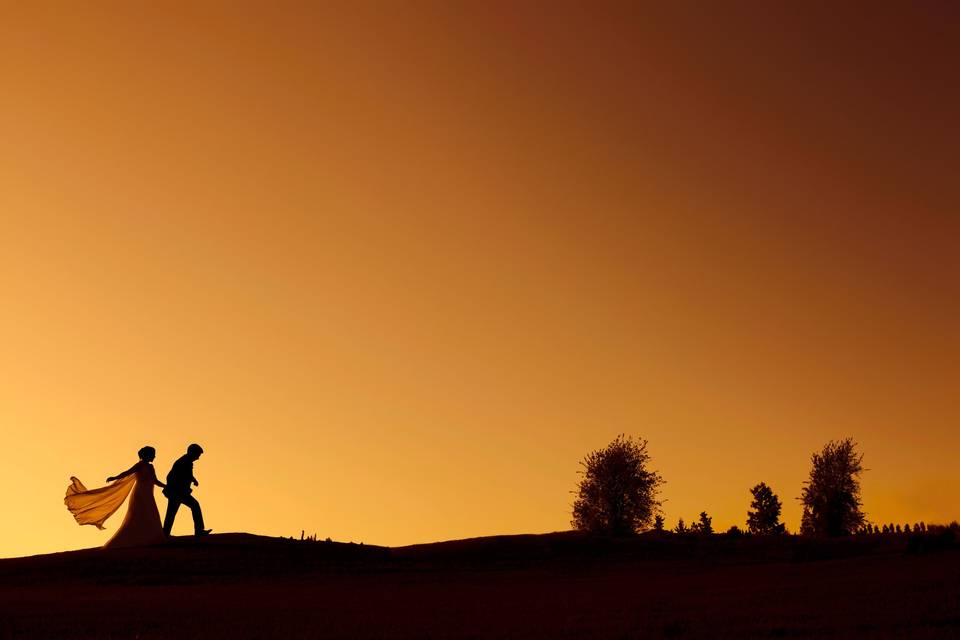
top-left (571, 435), bottom-right (664, 535)
top-left (799, 438), bottom-right (866, 537)
top-left (747, 482), bottom-right (785, 535)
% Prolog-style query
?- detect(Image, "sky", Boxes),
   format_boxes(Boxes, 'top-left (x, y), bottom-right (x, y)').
top-left (1, 2), bottom-right (958, 558)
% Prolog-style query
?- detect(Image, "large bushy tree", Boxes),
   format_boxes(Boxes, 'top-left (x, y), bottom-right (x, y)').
top-left (572, 435), bottom-right (664, 535)
top-left (799, 438), bottom-right (866, 537)
top-left (747, 482), bottom-right (785, 535)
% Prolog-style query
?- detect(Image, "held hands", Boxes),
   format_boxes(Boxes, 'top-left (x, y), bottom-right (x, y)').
top-left (192, 479), bottom-right (200, 487)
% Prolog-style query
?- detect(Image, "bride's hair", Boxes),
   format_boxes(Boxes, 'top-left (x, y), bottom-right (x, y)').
top-left (138, 446), bottom-right (156, 461)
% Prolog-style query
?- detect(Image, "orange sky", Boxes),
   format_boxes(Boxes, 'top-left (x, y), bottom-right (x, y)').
top-left (1, 3), bottom-right (957, 558)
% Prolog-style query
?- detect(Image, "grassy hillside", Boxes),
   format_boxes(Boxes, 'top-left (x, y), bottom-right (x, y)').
top-left (2, 531), bottom-right (958, 638)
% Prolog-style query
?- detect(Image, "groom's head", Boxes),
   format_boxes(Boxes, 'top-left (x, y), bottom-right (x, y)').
top-left (187, 443), bottom-right (204, 461)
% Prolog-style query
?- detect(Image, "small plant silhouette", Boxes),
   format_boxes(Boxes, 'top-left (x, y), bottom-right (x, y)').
top-left (674, 518), bottom-right (688, 534)
top-left (653, 514), bottom-right (666, 532)
top-left (691, 511), bottom-right (713, 535)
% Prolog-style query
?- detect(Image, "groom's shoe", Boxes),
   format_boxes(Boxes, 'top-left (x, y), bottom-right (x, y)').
top-left (195, 529), bottom-right (212, 537)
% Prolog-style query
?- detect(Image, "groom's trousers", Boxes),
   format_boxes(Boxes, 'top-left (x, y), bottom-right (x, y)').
top-left (163, 494), bottom-right (205, 536)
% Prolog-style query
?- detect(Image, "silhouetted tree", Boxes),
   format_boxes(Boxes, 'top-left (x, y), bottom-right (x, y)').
top-left (903, 523), bottom-right (911, 535)
top-left (653, 514), bottom-right (665, 532)
top-left (692, 511), bottom-right (713, 535)
top-left (726, 525), bottom-right (744, 537)
top-left (571, 435), bottom-right (664, 535)
top-left (674, 518), bottom-right (688, 534)
top-left (919, 521), bottom-right (926, 533)
top-left (799, 438), bottom-right (866, 537)
top-left (746, 482), bottom-right (785, 535)
top-left (895, 524), bottom-right (902, 534)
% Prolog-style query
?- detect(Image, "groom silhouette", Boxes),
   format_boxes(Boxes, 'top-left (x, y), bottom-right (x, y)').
top-left (162, 443), bottom-right (211, 537)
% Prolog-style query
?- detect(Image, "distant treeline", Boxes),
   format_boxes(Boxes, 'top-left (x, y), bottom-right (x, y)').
top-left (572, 435), bottom-right (957, 541)
top-left (658, 518), bottom-right (959, 540)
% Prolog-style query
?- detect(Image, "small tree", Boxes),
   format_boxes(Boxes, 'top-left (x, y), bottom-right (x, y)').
top-left (692, 511), bottom-right (713, 535)
top-left (571, 435), bottom-right (664, 535)
top-left (746, 482), bottom-right (785, 535)
top-left (799, 438), bottom-right (866, 537)
top-left (653, 514), bottom-right (665, 532)
top-left (674, 518), bottom-right (688, 534)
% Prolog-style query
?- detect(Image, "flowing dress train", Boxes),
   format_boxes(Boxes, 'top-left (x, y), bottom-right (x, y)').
top-left (65, 460), bottom-right (167, 548)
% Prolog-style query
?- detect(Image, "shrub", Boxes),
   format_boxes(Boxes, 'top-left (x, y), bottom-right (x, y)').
top-left (653, 514), bottom-right (666, 532)
top-left (674, 518), bottom-right (688, 534)
top-left (692, 511), bottom-right (713, 535)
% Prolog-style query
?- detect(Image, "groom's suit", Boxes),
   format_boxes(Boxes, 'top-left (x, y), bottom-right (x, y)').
top-left (162, 454), bottom-right (205, 536)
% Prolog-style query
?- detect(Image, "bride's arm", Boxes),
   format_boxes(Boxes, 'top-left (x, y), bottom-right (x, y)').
top-left (106, 463), bottom-right (138, 483)
top-left (150, 464), bottom-right (166, 489)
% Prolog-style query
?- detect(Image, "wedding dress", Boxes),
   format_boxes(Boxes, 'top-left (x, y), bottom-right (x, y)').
top-left (65, 460), bottom-right (167, 548)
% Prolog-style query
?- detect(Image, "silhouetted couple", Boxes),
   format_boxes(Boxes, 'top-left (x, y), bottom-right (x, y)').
top-left (65, 444), bottom-right (212, 548)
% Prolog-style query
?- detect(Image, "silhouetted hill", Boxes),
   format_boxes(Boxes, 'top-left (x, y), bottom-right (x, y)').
top-left (0, 533), bottom-right (387, 587)
top-left (2, 532), bottom-right (958, 638)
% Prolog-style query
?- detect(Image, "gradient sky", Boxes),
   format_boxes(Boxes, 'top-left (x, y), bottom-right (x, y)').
top-left (1, 2), bottom-right (958, 558)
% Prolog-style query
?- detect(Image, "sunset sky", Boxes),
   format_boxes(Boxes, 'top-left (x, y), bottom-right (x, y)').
top-left (1, 2), bottom-right (957, 558)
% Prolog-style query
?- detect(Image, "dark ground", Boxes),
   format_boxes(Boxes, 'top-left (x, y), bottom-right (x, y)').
top-left (1, 531), bottom-right (958, 639)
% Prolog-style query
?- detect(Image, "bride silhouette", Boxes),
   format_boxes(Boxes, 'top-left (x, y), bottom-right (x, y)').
top-left (64, 446), bottom-right (168, 548)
